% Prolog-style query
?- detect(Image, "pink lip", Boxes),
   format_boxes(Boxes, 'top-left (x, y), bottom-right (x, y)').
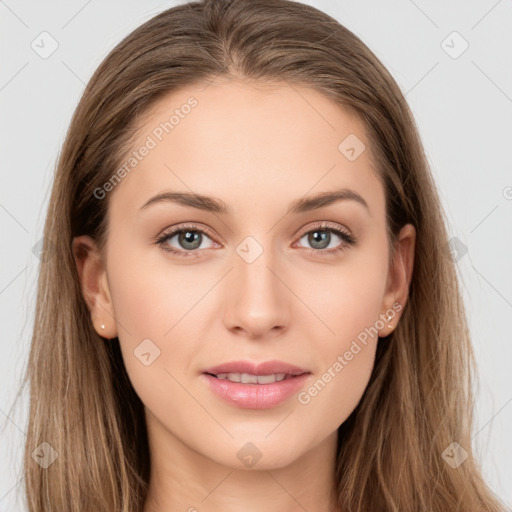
top-left (203, 360), bottom-right (309, 376)
top-left (202, 360), bottom-right (311, 409)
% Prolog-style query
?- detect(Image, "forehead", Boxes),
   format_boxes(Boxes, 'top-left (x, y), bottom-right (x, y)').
top-left (135, 77), bottom-right (371, 155)
top-left (108, 77), bottom-right (384, 221)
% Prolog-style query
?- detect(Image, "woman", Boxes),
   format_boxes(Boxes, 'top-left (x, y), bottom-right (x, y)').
top-left (20, 0), bottom-right (507, 510)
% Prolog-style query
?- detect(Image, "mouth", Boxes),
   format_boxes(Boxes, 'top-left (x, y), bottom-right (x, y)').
top-left (204, 372), bottom-right (304, 384)
top-left (201, 360), bottom-right (311, 409)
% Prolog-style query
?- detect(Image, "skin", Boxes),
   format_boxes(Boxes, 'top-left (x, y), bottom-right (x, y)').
top-left (73, 77), bottom-right (415, 512)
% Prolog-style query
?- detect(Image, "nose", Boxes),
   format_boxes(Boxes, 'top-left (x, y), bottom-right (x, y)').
top-left (222, 241), bottom-right (291, 340)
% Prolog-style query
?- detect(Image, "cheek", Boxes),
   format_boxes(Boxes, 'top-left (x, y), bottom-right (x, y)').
top-left (106, 241), bottom-right (216, 340)
top-left (289, 254), bottom-right (387, 428)
top-left (291, 247), bottom-right (388, 341)
top-left (104, 246), bottom-right (209, 397)
top-left (295, 284), bottom-right (381, 435)
top-left (296, 345), bottom-right (376, 442)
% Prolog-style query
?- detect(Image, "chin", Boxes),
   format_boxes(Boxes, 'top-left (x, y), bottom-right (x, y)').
top-left (201, 434), bottom-right (313, 471)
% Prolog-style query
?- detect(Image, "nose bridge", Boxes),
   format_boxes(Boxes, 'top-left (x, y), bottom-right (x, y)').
top-left (223, 234), bottom-right (290, 337)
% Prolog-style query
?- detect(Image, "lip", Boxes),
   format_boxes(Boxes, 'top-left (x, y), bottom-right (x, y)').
top-left (203, 360), bottom-right (310, 376)
top-left (202, 360), bottom-right (311, 409)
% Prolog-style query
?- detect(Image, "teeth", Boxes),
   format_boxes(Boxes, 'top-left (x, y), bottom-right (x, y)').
top-left (240, 372), bottom-right (258, 384)
top-left (215, 372), bottom-right (288, 384)
top-left (256, 374), bottom-right (281, 384)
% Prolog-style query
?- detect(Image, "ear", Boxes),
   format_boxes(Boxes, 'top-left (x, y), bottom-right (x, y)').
top-left (72, 235), bottom-right (117, 339)
top-left (379, 223), bottom-right (416, 336)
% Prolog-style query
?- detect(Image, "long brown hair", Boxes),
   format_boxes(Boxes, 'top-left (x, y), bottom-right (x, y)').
top-left (16, 0), bottom-right (507, 510)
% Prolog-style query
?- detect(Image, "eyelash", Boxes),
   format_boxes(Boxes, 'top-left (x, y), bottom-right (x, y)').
top-left (154, 221), bottom-right (356, 258)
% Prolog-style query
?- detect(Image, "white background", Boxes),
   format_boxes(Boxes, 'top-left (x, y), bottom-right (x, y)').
top-left (1, 0), bottom-right (511, 510)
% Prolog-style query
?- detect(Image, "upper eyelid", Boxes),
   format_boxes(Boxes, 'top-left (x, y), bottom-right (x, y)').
top-left (296, 221), bottom-right (351, 237)
top-left (162, 223), bottom-right (217, 239)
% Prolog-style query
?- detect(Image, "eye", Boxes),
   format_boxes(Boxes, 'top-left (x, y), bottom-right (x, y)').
top-left (295, 222), bottom-right (356, 255)
top-left (155, 224), bottom-right (218, 257)
top-left (155, 221), bottom-right (356, 258)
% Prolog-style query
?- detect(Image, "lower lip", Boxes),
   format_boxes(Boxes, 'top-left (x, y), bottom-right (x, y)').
top-left (202, 373), bottom-right (310, 409)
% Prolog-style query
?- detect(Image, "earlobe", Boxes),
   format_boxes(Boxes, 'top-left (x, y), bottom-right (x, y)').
top-left (72, 235), bottom-right (117, 339)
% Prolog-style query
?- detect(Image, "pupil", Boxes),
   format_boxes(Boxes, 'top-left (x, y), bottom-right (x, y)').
top-left (309, 230), bottom-right (329, 249)
top-left (180, 231), bottom-right (201, 249)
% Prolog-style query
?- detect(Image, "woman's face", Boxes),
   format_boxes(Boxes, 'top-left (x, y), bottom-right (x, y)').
top-left (75, 78), bottom-right (415, 470)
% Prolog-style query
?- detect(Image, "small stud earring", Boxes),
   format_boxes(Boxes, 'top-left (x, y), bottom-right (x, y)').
top-left (387, 312), bottom-right (399, 329)
top-left (101, 324), bottom-right (105, 330)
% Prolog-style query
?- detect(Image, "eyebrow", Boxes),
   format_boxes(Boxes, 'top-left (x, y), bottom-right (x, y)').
top-left (138, 187), bottom-right (369, 215)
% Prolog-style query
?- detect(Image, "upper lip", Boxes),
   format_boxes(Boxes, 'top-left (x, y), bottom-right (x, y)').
top-left (203, 360), bottom-right (310, 376)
